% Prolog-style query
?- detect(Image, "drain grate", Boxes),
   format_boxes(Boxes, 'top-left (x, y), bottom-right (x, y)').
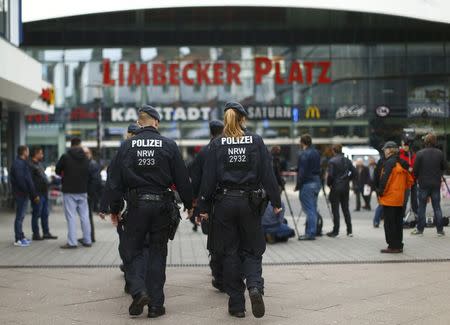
top-left (1, 258), bottom-right (450, 269)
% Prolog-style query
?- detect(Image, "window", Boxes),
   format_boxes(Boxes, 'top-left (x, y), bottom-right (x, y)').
top-left (0, 0), bottom-right (8, 39)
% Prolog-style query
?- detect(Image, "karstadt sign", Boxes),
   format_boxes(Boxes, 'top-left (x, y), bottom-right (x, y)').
top-left (111, 107), bottom-right (212, 122)
top-left (110, 105), bottom-right (293, 122)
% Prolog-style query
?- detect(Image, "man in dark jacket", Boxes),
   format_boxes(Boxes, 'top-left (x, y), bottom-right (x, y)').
top-left (412, 133), bottom-right (447, 236)
top-left (56, 138), bottom-right (92, 248)
top-left (296, 134), bottom-right (321, 240)
top-left (326, 144), bottom-right (356, 237)
top-left (354, 158), bottom-right (372, 211)
top-left (83, 147), bottom-right (101, 243)
top-left (29, 147), bottom-right (57, 241)
top-left (10, 145), bottom-right (40, 247)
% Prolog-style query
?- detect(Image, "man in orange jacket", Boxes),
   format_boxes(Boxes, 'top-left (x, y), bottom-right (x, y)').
top-left (376, 141), bottom-right (414, 253)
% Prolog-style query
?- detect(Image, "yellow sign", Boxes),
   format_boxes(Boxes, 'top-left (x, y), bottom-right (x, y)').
top-left (305, 105), bottom-right (321, 119)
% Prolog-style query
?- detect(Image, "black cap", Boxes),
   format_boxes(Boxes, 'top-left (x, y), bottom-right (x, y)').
top-left (138, 104), bottom-right (161, 121)
top-left (382, 141), bottom-right (398, 150)
top-left (224, 101), bottom-right (248, 117)
top-left (127, 123), bottom-right (140, 134)
top-left (209, 120), bottom-right (224, 129)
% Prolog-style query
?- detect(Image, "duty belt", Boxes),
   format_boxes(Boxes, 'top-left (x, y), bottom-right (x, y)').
top-left (218, 188), bottom-right (251, 197)
top-left (138, 193), bottom-right (164, 201)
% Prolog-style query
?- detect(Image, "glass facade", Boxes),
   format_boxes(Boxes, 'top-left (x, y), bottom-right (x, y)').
top-left (25, 43), bottom-right (450, 154)
top-left (21, 7), bottom-right (450, 163)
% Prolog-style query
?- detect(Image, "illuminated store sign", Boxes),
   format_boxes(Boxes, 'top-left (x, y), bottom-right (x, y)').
top-left (408, 104), bottom-right (448, 118)
top-left (305, 105), bottom-right (321, 119)
top-left (102, 58), bottom-right (332, 87)
top-left (335, 105), bottom-right (366, 119)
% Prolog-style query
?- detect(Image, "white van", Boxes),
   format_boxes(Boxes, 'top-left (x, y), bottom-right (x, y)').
top-left (342, 146), bottom-right (380, 165)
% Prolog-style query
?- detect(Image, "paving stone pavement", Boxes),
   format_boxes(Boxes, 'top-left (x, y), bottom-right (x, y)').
top-left (1, 186), bottom-right (450, 267)
top-left (1, 263), bottom-right (450, 324)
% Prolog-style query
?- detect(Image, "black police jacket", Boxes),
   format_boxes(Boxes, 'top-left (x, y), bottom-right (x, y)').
top-left (199, 131), bottom-right (281, 213)
top-left (107, 126), bottom-right (193, 213)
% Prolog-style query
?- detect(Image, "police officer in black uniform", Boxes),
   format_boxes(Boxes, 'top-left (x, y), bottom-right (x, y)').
top-left (188, 120), bottom-right (225, 291)
top-left (198, 102), bottom-right (282, 319)
top-left (105, 105), bottom-right (193, 318)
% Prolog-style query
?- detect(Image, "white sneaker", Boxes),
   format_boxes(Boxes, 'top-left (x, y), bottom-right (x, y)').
top-left (14, 239), bottom-right (30, 247)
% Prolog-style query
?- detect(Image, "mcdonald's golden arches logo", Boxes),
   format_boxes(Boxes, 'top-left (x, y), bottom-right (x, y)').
top-left (305, 105), bottom-right (321, 119)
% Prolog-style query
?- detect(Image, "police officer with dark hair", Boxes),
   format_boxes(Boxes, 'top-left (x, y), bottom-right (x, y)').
top-left (104, 105), bottom-right (193, 319)
top-left (198, 102), bottom-right (282, 319)
top-left (188, 120), bottom-right (225, 291)
top-left (127, 123), bottom-right (140, 139)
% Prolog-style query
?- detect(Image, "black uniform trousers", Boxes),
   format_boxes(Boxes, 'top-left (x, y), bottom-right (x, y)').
top-left (122, 199), bottom-right (170, 307)
top-left (383, 206), bottom-right (404, 249)
top-left (329, 189), bottom-right (352, 234)
top-left (212, 195), bottom-right (266, 312)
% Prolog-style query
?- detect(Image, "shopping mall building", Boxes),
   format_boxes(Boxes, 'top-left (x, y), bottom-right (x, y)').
top-left (1, 0), bottom-right (53, 207)
top-left (21, 1), bottom-right (450, 164)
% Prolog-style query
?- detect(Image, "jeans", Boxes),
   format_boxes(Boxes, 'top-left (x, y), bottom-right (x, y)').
top-left (299, 177), bottom-right (321, 238)
top-left (31, 195), bottom-right (50, 236)
top-left (417, 187), bottom-right (443, 232)
top-left (63, 193), bottom-right (91, 246)
top-left (373, 205), bottom-right (383, 226)
top-left (14, 195), bottom-right (29, 241)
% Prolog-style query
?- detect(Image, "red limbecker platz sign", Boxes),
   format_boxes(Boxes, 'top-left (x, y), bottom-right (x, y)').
top-left (102, 57), bottom-right (332, 87)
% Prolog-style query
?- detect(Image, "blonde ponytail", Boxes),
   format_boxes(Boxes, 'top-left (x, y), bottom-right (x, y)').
top-left (223, 109), bottom-right (245, 138)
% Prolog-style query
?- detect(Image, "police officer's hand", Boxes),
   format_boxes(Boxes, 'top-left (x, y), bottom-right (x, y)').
top-left (33, 196), bottom-right (40, 204)
top-left (110, 213), bottom-right (122, 226)
top-left (273, 207), bottom-right (283, 215)
top-left (197, 213), bottom-right (208, 225)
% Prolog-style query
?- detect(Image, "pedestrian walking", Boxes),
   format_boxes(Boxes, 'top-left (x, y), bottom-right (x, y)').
top-left (198, 101), bottom-right (282, 319)
top-left (376, 141), bottom-right (413, 253)
top-left (354, 158), bottom-right (371, 211)
top-left (295, 134), bottom-right (321, 240)
top-left (188, 120), bottom-right (225, 292)
top-left (105, 105), bottom-right (193, 318)
top-left (326, 144), bottom-right (356, 237)
top-left (411, 133), bottom-right (447, 236)
top-left (10, 145), bottom-right (40, 247)
top-left (56, 138), bottom-right (92, 249)
top-left (29, 147), bottom-right (57, 240)
top-left (83, 147), bottom-right (101, 243)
